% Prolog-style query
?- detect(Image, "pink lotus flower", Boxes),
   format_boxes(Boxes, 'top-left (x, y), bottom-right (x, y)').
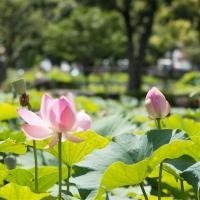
top-left (145, 87), bottom-right (170, 119)
top-left (17, 93), bottom-right (91, 147)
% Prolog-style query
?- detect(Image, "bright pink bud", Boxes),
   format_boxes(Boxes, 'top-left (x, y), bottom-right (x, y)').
top-left (145, 87), bottom-right (170, 119)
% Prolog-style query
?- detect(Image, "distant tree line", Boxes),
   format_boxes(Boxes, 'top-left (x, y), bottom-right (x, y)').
top-left (0, 0), bottom-right (200, 95)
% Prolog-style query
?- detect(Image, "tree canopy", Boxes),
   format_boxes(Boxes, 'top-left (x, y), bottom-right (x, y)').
top-left (0, 0), bottom-right (199, 92)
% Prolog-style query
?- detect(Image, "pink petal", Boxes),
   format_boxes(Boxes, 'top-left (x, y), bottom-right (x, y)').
top-left (40, 93), bottom-right (54, 124)
top-left (65, 133), bottom-right (84, 143)
top-left (17, 108), bottom-right (44, 127)
top-left (145, 99), bottom-right (158, 119)
top-left (162, 100), bottom-right (170, 117)
top-left (76, 110), bottom-right (91, 131)
top-left (22, 124), bottom-right (52, 140)
top-left (49, 96), bottom-right (76, 132)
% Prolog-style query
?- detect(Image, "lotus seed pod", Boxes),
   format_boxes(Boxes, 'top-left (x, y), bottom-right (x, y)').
top-left (11, 79), bottom-right (26, 95)
top-left (4, 155), bottom-right (17, 170)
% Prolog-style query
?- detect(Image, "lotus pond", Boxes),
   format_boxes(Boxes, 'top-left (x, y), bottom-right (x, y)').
top-left (1, 84), bottom-right (200, 200)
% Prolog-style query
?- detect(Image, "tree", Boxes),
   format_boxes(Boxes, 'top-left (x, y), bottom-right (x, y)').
top-left (0, 0), bottom-right (61, 82)
top-left (43, 6), bottom-right (125, 67)
top-left (170, 0), bottom-right (200, 43)
top-left (79, 0), bottom-right (159, 96)
top-left (149, 0), bottom-right (200, 67)
top-left (0, 0), bottom-right (45, 69)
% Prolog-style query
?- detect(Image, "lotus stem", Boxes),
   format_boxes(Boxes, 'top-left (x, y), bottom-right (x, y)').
top-left (158, 161), bottom-right (163, 200)
top-left (140, 182), bottom-right (149, 200)
top-left (156, 118), bottom-right (161, 130)
top-left (66, 165), bottom-right (71, 194)
top-left (106, 191), bottom-right (109, 200)
top-left (58, 133), bottom-right (62, 200)
top-left (33, 140), bottom-right (38, 192)
top-left (180, 179), bottom-right (185, 200)
top-left (156, 118), bottom-right (162, 200)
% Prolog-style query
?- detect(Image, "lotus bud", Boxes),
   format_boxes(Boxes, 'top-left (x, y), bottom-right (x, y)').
top-left (145, 87), bottom-right (170, 119)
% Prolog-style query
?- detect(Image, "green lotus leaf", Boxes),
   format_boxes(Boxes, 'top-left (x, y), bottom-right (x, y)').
top-left (0, 163), bottom-right (8, 185)
top-left (6, 168), bottom-right (33, 186)
top-left (73, 129), bottom-right (190, 199)
top-left (29, 166), bottom-right (68, 192)
top-left (6, 166), bottom-right (68, 193)
top-left (163, 114), bottom-right (200, 138)
top-left (0, 139), bottom-right (27, 154)
top-left (0, 103), bottom-right (18, 121)
top-left (0, 182), bottom-right (49, 200)
top-left (94, 140), bottom-right (196, 199)
top-left (92, 114), bottom-right (137, 137)
top-left (181, 162), bottom-right (200, 196)
top-left (47, 130), bottom-right (109, 167)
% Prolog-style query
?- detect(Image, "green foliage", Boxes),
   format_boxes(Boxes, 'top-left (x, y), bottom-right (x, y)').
top-left (150, 0), bottom-right (199, 62)
top-left (75, 96), bottom-right (100, 114)
top-left (73, 129), bottom-right (194, 198)
top-left (29, 166), bottom-right (68, 192)
top-left (164, 155), bottom-right (196, 180)
top-left (181, 162), bottom-right (200, 196)
top-left (177, 71), bottom-right (200, 86)
top-left (162, 114), bottom-right (200, 138)
top-left (0, 183), bottom-right (49, 200)
top-left (47, 68), bottom-right (73, 83)
top-left (186, 46), bottom-right (200, 67)
top-left (0, 164), bottom-right (8, 186)
top-left (6, 166), bottom-right (68, 193)
top-left (28, 90), bottom-right (44, 110)
top-left (0, 122), bottom-right (25, 142)
top-left (0, 103), bottom-right (18, 121)
top-left (0, 0), bottom-right (199, 93)
top-left (94, 139), bottom-right (198, 199)
top-left (47, 130), bottom-right (108, 167)
top-left (6, 169), bottom-right (34, 186)
top-left (0, 139), bottom-right (26, 154)
top-left (92, 114), bottom-right (137, 137)
top-left (2, 90), bottom-right (200, 199)
top-left (0, 0), bottom-right (45, 68)
top-left (43, 6), bottom-right (125, 64)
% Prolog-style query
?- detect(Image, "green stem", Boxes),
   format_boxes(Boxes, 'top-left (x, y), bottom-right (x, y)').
top-left (33, 140), bottom-right (38, 192)
top-left (156, 118), bottom-right (161, 130)
top-left (180, 179), bottom-right (185, 200)
top-left (140, 182), bottom-right (149, 200)
top-left (40, 150), bottom-right (47, 165)
top-left (58, 133), bottom-right (62, 200)
top-left (66, 165), bottom-right (71, 194)
top-left (158, 162), bottom-right (163, 200)
top-left (155, 118), bottom-right (162, 200)
top-left (106, 191), bottom-right (109, 200)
